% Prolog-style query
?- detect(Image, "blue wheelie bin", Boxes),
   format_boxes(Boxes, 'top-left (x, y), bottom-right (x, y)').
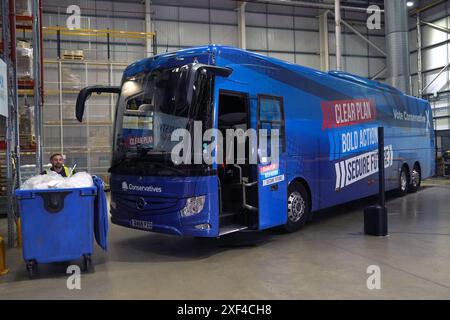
top-left (15, 176), bottom-right (108, 278)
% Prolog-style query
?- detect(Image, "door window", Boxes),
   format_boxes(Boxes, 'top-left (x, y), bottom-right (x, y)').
top-left (257, 95), bottom-right (286, 162)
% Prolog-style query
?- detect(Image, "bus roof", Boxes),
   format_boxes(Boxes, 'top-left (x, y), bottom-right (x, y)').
top-left (122, 45), bottom-right (427, 103)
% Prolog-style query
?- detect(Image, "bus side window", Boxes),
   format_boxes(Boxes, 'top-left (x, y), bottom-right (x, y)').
top-left (257, 95), bottom-right (286, 159)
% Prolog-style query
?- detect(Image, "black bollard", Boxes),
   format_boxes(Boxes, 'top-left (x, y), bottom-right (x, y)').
top-left (364, 127), bottom-right (388, 236)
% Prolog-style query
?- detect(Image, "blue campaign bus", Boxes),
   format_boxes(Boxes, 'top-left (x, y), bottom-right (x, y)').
top-left (75, 45), bottom-right (435, 237)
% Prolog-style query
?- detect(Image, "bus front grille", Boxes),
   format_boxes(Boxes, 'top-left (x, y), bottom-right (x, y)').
top-left (115, 194), bottom-right (183, 215)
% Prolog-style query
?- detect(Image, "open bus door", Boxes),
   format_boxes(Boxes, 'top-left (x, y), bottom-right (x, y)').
top-left (256, 95), bottom-right (288, 229)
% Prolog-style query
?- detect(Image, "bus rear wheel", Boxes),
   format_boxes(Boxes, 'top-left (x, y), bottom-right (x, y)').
top-left (409, 163), bottom-right (421, 193)
top-left (397, 166), bottom-right (410, 197)
top-left (283, 182), bottom-right (310, 233)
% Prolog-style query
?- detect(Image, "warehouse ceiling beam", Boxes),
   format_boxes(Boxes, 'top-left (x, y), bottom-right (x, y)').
top-left (249, 0), bottom-right (383, 13)
top-left (409, 0), bottom-right (447, 16)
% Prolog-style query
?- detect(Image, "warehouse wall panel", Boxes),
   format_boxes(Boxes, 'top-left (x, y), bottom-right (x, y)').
top-left (210, 9), bottom-right (237, 25)
top-left (111, 1), bottom-right (144, 19)
top-left (342, 33), bottom-right (369, 56)
top-left (294, 17), bottom-right (318, 31)
top-left (154, 20), bottom-right (180, 47)
top-left (343, 56), bottom-right (369, 78)
top-left (268, 52), bottom-right (295, 63)
top-left (368, 58), bottom-right (386, 78)
top-left (246, 12), bottom-right (267, 27)
top-left (368, 35), bottom-right (386, 56)
top-left (422, 22), bottom-right (448, 48)
top-left (423, 45), bottom-right (448, 71)
top-left (156, 46), bottom-right (182, 55)
top-left (410, 74), bottom-right (419, 97)
top-left (153, 5), bottom-right (179, 20)
top-left (267, 4), bottom-right (294, 15)
top-left (296, 54), bottom-right (320, 69)
top-left (423, 69), bottom-right (449, 95)
top-left (295, 30), bottom-right (319, 53)
top-left (409, 28), bottom-right (418, 53)
top-left (268, 14), bottom-right (293, 29)
top-left (410, 52), bottom-right (418, 75)
top-left (211, 25), bottom-right (238, 47)
top-left (293, 7), bottom-right (318, 18)
top-left (180, 7), bottom-right (210, 23)
top-left (267, 29), bottom-right (294, 52)
top-left (179, 22), bottom-right (210, 46)
top-left (246, 27), bottom-right (268, 51)
top-left (245, 2), bottom-right (267, 13)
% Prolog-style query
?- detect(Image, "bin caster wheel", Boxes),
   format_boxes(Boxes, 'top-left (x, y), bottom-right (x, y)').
top-left (26, 260), bottom-right (38, 279)
top-left (82, 254), bottom-right (93, 273)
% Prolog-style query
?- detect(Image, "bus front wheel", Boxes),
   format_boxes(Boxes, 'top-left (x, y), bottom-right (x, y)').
top-left (283, 182), bottom-right (310, 233)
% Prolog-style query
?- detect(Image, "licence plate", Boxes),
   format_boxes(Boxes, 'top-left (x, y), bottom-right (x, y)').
top-left (131, 219), bottom-right (153, 230)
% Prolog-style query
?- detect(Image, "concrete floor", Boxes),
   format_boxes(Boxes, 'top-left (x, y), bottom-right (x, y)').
top-left (1, 178), bottom-right (450, 299)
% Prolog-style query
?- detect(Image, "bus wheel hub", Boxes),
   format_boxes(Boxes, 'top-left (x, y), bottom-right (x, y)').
top-left (288, 191), bottom-right (305, 222)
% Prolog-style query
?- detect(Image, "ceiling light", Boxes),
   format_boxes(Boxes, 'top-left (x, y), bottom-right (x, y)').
top-left (407, 1), bottom-right (414, 7)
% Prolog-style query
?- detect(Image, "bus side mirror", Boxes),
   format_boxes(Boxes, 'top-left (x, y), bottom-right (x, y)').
top-left (76, 86), bottom-right (121, 122)
top-left (198, 65), bottom-right (233, 78)
top-left (186, 64), bottom-right (233, 107)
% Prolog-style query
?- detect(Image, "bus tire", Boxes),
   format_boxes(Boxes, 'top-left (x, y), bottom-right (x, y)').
top-left (396, 165), bottom-right (410, 197)
top-left (409, 163), bottom-right (421, 193)
top-left (283, 182), bottom-right (310, 233)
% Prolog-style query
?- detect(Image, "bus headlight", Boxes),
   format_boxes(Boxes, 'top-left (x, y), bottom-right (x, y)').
top-left (181, 195), bottom-right (206, 217)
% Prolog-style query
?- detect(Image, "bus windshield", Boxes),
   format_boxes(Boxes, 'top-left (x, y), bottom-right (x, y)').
top-left (111, 65), bottom-right (213, 176)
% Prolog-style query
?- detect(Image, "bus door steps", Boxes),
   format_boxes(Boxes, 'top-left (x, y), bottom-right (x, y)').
top-left (219, 211), bottom-right (240, 225)
top-left (219, 224), bottom-right (248, 236)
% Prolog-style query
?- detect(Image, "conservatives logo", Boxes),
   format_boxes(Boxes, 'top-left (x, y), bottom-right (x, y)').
top-left (121, 181), bottom-right (162, 193)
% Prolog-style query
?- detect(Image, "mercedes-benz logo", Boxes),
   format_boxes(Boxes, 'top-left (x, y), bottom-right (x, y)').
top-left (136, 197), bottom-right (147, 210)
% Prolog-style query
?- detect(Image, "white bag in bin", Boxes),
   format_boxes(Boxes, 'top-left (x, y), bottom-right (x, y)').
top-left (56, 172), bottom-right (94, 189)
top-left (21, 171), bottom-right (94, 190)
